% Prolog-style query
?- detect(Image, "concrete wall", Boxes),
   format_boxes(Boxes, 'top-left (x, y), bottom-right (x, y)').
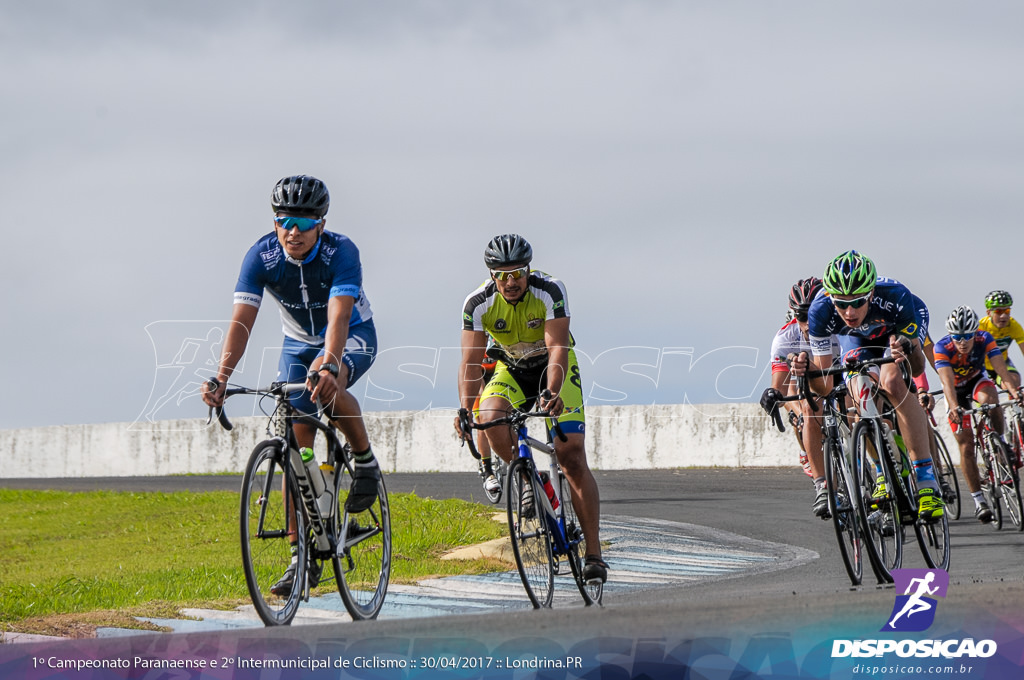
top-left (0, 403), bottom-right (960, 478)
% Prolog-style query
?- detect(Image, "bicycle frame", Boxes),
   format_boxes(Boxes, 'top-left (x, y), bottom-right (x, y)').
top-left (512, 421), bottom-right (577, 558)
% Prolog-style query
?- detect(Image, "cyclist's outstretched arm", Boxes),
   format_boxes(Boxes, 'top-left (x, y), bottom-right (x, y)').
top-left (456, 330), bottom-right (488, 438)
top-left (989, 353), bottom-right (1021, 401)
top-left (542, 317), bottom-right (571, 415)
top-left (309, 294), bottom-right (355, 408)
top-left (202, 303), bottom-right (258, 407)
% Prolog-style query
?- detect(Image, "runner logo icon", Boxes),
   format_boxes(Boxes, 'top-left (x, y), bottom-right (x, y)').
top-left (881, 568), bottom-right (948, 632)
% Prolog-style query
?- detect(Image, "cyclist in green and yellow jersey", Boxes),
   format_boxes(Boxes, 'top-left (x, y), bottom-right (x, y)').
top-left (979, 290), bottom-right (1024, 392)
top-left (455, 234), bottom-right (606, 584)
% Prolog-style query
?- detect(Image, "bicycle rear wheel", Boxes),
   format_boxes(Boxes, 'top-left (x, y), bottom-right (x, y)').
top-left (559, 469), bottom-right (602, 605)
top-left (991, 437), bottom-right (1024, 532)
top-left (240, 441), bottom-right (305, 626)
top-left (333, 468), bottom-right (392, 620)
top-left (824, 435), bottom-right (863, 586)
top-left (933, 427), bottom-right (961, 520)
top-left (853, 420), bottom-right (902, 584)
top-left (506, 457), bottom-right (554, 608)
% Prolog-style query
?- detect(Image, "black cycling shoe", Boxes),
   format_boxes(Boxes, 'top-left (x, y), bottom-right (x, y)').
top-left (582, 555), bottom-right (608, 583)
top-left (345, 465), bottom-right (381, 513)
top-left (269, 559), bottom-right (322, 597)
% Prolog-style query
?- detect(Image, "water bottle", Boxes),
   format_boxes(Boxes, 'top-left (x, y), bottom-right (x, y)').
top-left (300, 447), bottom-right (326, 498)
top-left (540, 472), bottom-right (559, 511)
top-left (317, 464), bottom-right (336, 517)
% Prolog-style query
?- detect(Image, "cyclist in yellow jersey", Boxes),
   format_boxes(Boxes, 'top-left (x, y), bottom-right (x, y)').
top-left (979, 290), bottom-right (1024, 392)
top-left (455, 234), bottom-right (606, 583)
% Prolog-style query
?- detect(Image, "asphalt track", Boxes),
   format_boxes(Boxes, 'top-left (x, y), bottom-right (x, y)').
top-left (4, 469), bottom-right (1024, 677)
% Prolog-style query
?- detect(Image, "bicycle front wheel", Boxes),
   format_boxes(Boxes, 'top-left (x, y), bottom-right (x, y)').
top-left (853, 420), bottom-right (902, 584)
top-left (979, 443), bottom-right (1004, 531)
top-left (333, 469), bottom-right (392, 620)
top-left (933, 427), bottom-right (961, 520)
top-left (824, 435), bottom-right (863, 586)
top-left (507, 457), bottom-right (554, 608)
top-left (559, 469), bottom-right (602, 605)
top-left (240, 441), bottom-right (305, 626)
top-left (991, 437), bottom-right (1024, 531)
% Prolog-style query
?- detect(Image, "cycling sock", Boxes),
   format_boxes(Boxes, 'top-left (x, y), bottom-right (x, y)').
top-left (913, 458), bottom-right (938, 490)
top-left (813, 477), bottom-right (826, 491)
top-left (351, 446), bottom-right (377, 469)
top-left (481, 457), bottom-right (494, 474)
top-left (972, 491), bottom-right (985, 508)
top-left (289, 543), bottom-right (299, 564)
top-left (913, 458), bottom-right (935, 481)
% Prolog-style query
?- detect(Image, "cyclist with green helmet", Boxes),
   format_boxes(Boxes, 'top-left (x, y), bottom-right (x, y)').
top-left (790, 250), bottom-right (944, 522)
top-left (979, 290), bottom-right (1024, 393)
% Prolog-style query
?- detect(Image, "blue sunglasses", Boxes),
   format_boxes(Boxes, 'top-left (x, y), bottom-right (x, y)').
top-left (274, 216), bottom-right (322, 232)
top-left (951, 333), bottom-right (974, 341)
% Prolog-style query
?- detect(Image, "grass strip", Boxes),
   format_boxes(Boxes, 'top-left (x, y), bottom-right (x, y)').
top-left (0, 488), bottom-right (505, 634)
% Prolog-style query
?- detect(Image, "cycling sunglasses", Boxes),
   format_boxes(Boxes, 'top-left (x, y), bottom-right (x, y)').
top-left (490, 265), bottom-right (530, 281)
top-left (832, 294), bottom-right (871, 310)
top-left (274, 216), bottom-right (323, 232)
top-left (992, 308), bottom-right (1012, 315)
top-left (951, 333), bottom-right (975, 341)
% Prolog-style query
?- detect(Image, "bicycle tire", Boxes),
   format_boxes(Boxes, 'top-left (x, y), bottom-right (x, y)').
top-left (823, 434), bottom-right (863, 586)
top-left (905, 467), bottom-right (951, 571)
top-left (979, 438), bottom-right (1004, 531)
top-left (559, 469), bottom-right (602, 605)
top-left (506, 457), bottom-right (555, 608)
top-left (333, 468), bottom-right (392, 620)
top-left (240, 441), bottom-right (305, 626)
top-left (991, 437), bottom-right (1024, 532)
top-left (932, 427), bottom-right (961, 520)
top-left (853, 420), bottom-right (902, 584)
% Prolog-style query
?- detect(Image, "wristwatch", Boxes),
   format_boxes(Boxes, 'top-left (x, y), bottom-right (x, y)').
top-left (318, 363), bottom-right (340, 377)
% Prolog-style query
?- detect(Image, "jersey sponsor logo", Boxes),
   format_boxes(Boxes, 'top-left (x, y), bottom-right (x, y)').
top-left (872, 297), bottom-right (903, 313)
top-left (527, 318), bottom-right (543, 329)
top-left (234, 292), bottom-right (262, 307)
top-left (259, 248), bottom-right (281, 269)
top-left (495, 319), bottom-right (508, 331)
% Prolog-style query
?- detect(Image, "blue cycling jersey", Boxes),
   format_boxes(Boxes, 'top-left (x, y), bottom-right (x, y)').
top-left (807, 277), bottom-right (921, 358)
top-left (234, 231), bottom-right (373, 345)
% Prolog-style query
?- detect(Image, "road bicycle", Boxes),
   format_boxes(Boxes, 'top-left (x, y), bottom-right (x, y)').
top-left (773, 379), bottom-right (866, 586)
top-left (207, 376), bottom-right (391, 625)
top-left (459, 401), bottom-right (602, 608)
top-left (961, 400), bottom-right (1024, 532)
top-left (924, 391), bottom-right (962, 521)
top-left (999, 389), bottom-right (1024, 475)
top-left (793, 356), bottom-right (950, 583)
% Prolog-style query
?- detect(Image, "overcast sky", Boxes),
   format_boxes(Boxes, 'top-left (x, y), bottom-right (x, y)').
top-left (3, 2), bottom-right (1023, 429)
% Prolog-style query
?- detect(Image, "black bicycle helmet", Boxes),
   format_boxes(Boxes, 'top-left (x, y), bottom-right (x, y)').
top-left (788, 277), bottom-right (823, 315)
top-left (483, 234), bottom-right (533, 269)
top-left (271, 175), bottom-right (330, 217)
top-left (985, 290), bottom-right (1013, 310)
top-left (945, 305), bottom-right (980, 335)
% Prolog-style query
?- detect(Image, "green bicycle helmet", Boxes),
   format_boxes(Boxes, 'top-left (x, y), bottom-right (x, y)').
top-left (822, 250), bottom-right (877, 296)
top-left (985, 290), bottom-right (1013, 310)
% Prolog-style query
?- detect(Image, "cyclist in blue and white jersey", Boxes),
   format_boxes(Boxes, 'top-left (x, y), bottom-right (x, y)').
top-left (201, 174), bottom-right (380, 595)
top-left (791, 250), bottom-right (944, 521)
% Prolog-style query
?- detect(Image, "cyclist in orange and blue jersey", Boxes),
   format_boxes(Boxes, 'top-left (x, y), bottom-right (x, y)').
top-left (979, 290), bottom-right (1024, 392)
top-left (791, 250), bottom-right (944, 521)
top-left (934, 305), bottom-right (1021, 523)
